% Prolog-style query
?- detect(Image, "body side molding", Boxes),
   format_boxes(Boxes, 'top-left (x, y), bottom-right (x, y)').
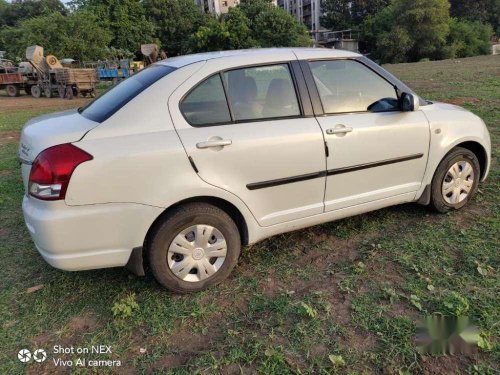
top-left (247, 153), bottom-right (424, 190)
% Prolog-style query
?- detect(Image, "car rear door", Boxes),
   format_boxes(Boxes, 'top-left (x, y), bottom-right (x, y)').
top-left (169, 56), bottom-right (327, 226)
top-left (301, 58), bottom-right (430, 212)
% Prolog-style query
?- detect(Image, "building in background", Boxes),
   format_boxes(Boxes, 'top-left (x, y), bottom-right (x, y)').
top-left (194, 0), bottom-right (239, 14)
top-left (277, 0), bottom-right (321, 40)
top-left (195, 0), bottom-right (278, 15)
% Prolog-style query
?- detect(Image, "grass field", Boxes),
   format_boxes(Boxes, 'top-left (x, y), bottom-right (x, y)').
top-left (0, 55), bottom-right (498, 374)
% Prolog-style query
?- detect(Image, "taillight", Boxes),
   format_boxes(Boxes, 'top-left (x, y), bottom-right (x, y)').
top-left (28, 143), bottom-right (93, 200)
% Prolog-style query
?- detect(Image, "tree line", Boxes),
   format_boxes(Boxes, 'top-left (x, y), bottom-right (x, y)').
top-left (0, 0), bottom-right (497, 64)
top-left (323, 0), bottom-right (498, 63)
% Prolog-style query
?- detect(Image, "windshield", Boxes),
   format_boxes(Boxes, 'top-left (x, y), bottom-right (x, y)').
top-left (79, 65), bottom-right (176, 123)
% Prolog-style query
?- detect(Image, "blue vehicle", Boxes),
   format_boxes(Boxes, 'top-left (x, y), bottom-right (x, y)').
top-left (91, 60), bottom-right (131, 82)
top-left (97, 67), bottom-right (130, 81)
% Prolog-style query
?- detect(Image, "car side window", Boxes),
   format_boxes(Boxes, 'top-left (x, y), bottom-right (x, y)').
top-left (223, 64), bottom-right (300, 122)
top-left (309, 60), bottom-right (399, 114)
top-left (180, 74), bottom-right (232, 126)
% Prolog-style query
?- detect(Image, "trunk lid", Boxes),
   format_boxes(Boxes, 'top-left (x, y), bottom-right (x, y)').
top-left (19, 109), bottom-right (99, 193)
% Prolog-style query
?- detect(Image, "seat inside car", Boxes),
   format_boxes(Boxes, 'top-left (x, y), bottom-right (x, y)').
top-left (263, 78), bottom-right (298, 118)
top-left (230, 76), bottom-right (261, 120)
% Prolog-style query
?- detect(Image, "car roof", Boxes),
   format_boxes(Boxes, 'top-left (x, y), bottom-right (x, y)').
top-left (157, 48), bottom-right (361, 68)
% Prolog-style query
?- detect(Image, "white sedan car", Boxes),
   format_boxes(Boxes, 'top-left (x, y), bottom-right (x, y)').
top-left (19, 48), bottom-right (491, 293)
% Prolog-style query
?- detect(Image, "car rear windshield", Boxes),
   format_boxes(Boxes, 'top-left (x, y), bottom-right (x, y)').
top-left (79, 65), bottom-right (176, 123)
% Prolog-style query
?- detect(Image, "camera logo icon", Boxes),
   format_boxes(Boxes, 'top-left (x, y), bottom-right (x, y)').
top-left (33, 349), bottom-right (47, 363)
top-left (17, 349), bottom-right (31, 363)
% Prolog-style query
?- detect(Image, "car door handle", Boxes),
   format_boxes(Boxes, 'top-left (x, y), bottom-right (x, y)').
top-left (196, 139), bottom-right (232, 149)
top-left (326, 126), bottom-right (353, 135)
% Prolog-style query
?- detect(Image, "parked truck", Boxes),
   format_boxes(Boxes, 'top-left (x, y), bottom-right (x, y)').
top-left (25, 45), bottom-right (97, 99)
top-left (0, 57), bottom-right (36, 97)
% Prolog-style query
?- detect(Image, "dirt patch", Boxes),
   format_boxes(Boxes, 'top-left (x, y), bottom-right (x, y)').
top-left (31, 311), bottom-right (100, 348)
top-left (452, 203), bottom-right (490, 230)
top-left (347, 330), bottom-right (377, 352)
top-left (152, 354), bottom-right (187, 372)
top-left (27, 312), bottom-right (102, 374)
top-left (67, 313), bottom-right (99, 333)
top-left (220, 364), bottom-right (258, 375)
top-left (167, 330), bottom-right (212, 353)
top-left (442, 97), bottom-right (480, 106)
top-left (151, 329), bottom-right (213, 372)
top-left (0, 94), bottom-right (91, 113)
top-left (419, 355), bottom-right (473, 375)
top-left (309, 343), bottom-right (328, 358)
top-left (260, 268), bottom-right (286, 297)
top-left (0, 131), bottom-right (20, 145)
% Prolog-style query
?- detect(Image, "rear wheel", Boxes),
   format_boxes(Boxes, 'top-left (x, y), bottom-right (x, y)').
top-left (65, 86), bottom-right (73, 100)
top-left (58, 86), bottom-right (65, 99)
top-left (6, 84), bottom-right (20, 97)
top-left (148, 203), bottom-right (241, 293)
top-left (430, 147), bottom-right (480, 213)
top-left (44, 86), bottom-right (52, 98)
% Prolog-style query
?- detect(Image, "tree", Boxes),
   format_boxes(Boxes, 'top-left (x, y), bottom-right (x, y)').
top-left (394, 0), bottom-right (450, 61)
top-left (188, 1), bottom-right (310, 52)
top-left (450, 0), bottom-right (499, 34)
top-left (351, 0), bottom-right (391, 24)
top-left (0, 0), bottom-right (66, 27)
top-left (224, 7), bottom-right (256, 49)
top-left (238, 0), bottom-right (311, 47)
top-left (189, 15), bottom-right (231, 52)
top-left (443, 19), bottom-right (493, 58)
top-left (237, 0), bottom-right (275, 26)
top-left (253, 6), bottom-right (311, 47)
top-left (362, 0), bottom-right (450, 63)
top-left (70, 0), bottom-right (156, 54)
top-left (189, 7), bottom-right (258, 52)
top-left (321, 0), bottom-right (353, 30)
top-left (144, 0), bottom-right (206, 56)
top-left (1, 11), bottom-right (112, 61)
top-left (321, 0), bottom-right (391, 30)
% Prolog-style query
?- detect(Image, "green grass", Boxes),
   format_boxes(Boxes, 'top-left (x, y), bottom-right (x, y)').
top-left (0, 55), bottom-right (498, 374)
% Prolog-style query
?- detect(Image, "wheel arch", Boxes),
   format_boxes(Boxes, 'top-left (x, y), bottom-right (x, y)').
top-left (453, 141), bottom-right (488, 180)
top-left (144, 196), bottom-right (250, 249)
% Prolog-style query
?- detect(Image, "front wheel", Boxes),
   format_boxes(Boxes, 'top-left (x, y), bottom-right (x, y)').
top-left (148, 203), bottom-right (241, 293)
top-left (430, 147), bottom-right (480, 213)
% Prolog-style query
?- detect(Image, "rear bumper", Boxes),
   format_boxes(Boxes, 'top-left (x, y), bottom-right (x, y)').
top-left (22, 196), bottom-right (163, 271)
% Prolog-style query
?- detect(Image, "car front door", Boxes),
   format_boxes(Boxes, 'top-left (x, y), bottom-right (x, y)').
top-left (169, 59), bottom-right (326, 226)
top-left (305, 59), bottom-right (430, 212)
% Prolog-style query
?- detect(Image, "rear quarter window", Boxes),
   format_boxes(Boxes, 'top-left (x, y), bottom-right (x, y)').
top-left (80, 65), bottom-right (176, 123)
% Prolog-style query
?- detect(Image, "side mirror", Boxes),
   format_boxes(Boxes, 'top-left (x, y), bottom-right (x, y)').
top-left (401, 92), bottom-right (420, 111)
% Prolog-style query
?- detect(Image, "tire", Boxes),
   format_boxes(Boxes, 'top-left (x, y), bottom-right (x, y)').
top-left (148, 203), bottom-right (241, 293)
top-left (65, 86), bottom-right (73, 100)
top-left (44, 86), bottom-right (52, 98)
top-left (6, 84), bottom-right (20, 97)
top-left (430, 147), bottom-right (480, 213)
top-left (31, 85), bottom-right (41, 98)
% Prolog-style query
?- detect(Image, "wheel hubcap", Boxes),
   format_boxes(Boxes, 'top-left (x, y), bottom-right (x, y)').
top-left (442, 161), bottom-right (474, 204)
top-left (167, 225), bottom-right (227, 282)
